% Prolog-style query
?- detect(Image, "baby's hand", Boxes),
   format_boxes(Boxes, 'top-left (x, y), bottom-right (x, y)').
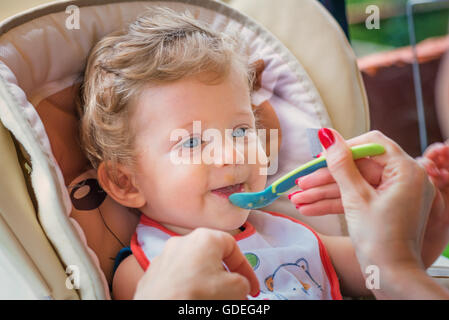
top-left (419, 141), bottom-right (449, 189)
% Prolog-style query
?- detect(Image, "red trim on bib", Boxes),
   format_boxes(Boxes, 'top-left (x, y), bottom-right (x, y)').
top-left (131, 210), bottom-right (342, 300)
top-left (261, 210), bottom-right (343, 301)
top-left (131, 215), bottom-right (256, 271)
top-left (139, 215), bottom-right (179, 236)
top-left (130, 232), bottom-right (150, 271)
top-left (234, 222), bottom-right (255, 241)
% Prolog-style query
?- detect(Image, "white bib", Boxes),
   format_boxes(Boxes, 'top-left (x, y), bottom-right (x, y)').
top-left (131, 210), bottom-right (342, 300)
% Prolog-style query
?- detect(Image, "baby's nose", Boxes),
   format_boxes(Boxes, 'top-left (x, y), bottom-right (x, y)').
top-left (213, 136), bottom-right (245, 167)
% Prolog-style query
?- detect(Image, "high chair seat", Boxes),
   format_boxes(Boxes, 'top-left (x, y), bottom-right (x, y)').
top-left (0, 0), bottom-right (369, 299)
top-left (229, 0), bottom-right (370, 140)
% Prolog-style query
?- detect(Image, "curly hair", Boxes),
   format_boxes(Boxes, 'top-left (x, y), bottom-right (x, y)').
top-left (78, 7), bottom-right (257, 182)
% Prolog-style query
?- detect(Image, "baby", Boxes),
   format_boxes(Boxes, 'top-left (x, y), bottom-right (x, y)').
top-left (79, 7), bottom-right (446, 300)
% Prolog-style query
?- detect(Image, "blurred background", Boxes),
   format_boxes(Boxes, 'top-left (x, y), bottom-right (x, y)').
top-left (326, 0), bottom-right (449, 158)
top-left (348, 0), bottom-right (448, 56)
top-left (1, 0), bottom-right (448, 158)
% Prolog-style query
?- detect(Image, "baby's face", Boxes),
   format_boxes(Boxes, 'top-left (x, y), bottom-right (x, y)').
top-left (130, 70), bottom-right (268, 234)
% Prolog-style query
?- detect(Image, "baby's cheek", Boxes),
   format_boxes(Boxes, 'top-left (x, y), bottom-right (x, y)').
top-left (247, 162), bottom-right (267, 193)
top-left (166, 164), bottom-right (207, 198)
top-left (255, 170), bottom-right (268, 191)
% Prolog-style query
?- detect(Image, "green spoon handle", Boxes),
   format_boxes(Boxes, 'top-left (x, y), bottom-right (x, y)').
top-left (271, 143), bottom-right (385, 194)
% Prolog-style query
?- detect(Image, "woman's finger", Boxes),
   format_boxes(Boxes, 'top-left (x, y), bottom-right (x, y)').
top-left (290, 183), bottom-right (340, 205)
top-left (214, 273), bottom-right (251, 300)
top-left (208, 231), bottom-right (260, 297)
top-left (296, 168), bottom-right (335, 190)
top-left (297, 158), bottom-right (383, 190)
top-left (297, 199), bottom-right (344, 216)
top-left (319, 128), bottom-right (373, 199)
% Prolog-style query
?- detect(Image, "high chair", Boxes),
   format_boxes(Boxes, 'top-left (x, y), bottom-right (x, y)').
top-left (0, 0), bottom-right (443, 300)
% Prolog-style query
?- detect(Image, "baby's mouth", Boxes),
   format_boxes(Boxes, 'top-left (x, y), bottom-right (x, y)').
top-left (211, 183), bottom-right (245, 199)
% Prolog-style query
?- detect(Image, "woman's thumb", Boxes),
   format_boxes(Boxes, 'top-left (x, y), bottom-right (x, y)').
top-left (318, 128), bottom-right (371, 198)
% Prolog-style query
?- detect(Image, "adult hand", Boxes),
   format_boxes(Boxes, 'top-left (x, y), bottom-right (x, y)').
top-left (312, 129), bottom-right (448, 299)
top-left (290, 134), bottom-right (449, 269)
top-left (317, 129), bottom-right (434, 265)
top-left (289, 157), bottom-right (383, 216)
top-left (134, 228), bottom-right (260, 300)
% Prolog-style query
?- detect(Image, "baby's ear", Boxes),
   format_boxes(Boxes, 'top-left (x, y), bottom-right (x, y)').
top-left (97, 161), bottom-right (146, 208)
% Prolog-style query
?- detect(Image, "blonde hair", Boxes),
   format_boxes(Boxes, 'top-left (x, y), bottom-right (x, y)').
top-left (78, 7), bottom-right (257, 181)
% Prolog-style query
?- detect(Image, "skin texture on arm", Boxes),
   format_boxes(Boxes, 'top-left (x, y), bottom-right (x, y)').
top-left (318, 234), bottom-right (372, 298)
top-left (319, 232), bottom-right (449, 300)
top-left (112, 254), bottom-right (144, 300)
top-left (376, 263), bottom-right (449, 299)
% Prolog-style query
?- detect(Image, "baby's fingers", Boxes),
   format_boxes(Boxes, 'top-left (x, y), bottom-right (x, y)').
top-left (296, 168), bottom-right (335, 190)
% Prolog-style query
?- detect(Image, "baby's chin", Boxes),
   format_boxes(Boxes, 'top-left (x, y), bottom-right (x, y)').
top-left (200, 196), bottom-right (249, 228)
top-left (215, 207), bottom-right (251, 232)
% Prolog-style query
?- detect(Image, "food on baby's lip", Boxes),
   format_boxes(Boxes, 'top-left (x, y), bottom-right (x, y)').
top-left (224, 174), bottom-right (235, 184)
top-left (211, 183), bottom-right (244, 199)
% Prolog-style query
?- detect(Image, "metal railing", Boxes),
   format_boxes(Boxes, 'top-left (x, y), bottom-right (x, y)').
top-left (407, 0), bottom-right (449, 154)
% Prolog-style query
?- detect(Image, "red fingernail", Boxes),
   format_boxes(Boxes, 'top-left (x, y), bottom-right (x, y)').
top-left (318, 128), bottom-right (335, 149)
top-left (251, 290), bottom-right (260, 298)
top-left (316, 152), bottom-right (322, 158)
top-left (295, 178), bottom-right (301, 185)
top-left (288, 191), bottom-right (302, 200)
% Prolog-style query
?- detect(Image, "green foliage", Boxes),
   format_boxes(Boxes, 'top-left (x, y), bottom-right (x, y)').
top-left (346, 0), bottom-right (449, 53)
top-left (349, 9), bottom-right (449, 48)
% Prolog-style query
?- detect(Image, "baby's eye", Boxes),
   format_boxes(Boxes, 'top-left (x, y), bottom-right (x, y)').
top-left (182, 137), bottom-right (201, 149)
top-left (232, 127), bottom-right (248, 138)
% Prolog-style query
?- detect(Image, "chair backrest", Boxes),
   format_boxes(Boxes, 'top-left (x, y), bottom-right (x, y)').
top-left (0, 121), bottom-right (78, 299)
top-left (0, 0), bottom-right (369, 299)
top-left (230, 0), bottom-right (370, 139)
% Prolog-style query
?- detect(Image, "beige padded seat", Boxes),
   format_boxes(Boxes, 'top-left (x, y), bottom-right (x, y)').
top-left (229, 0), bottom-right (370, 139)
top-left (0, 121), bottom-right (78, 299)
top-left (0, 0), bottom-right (373, 299)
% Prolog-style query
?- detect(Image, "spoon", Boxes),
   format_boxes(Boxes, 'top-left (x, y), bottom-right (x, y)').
top-left (228, 143), bottom-right (385, 209)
